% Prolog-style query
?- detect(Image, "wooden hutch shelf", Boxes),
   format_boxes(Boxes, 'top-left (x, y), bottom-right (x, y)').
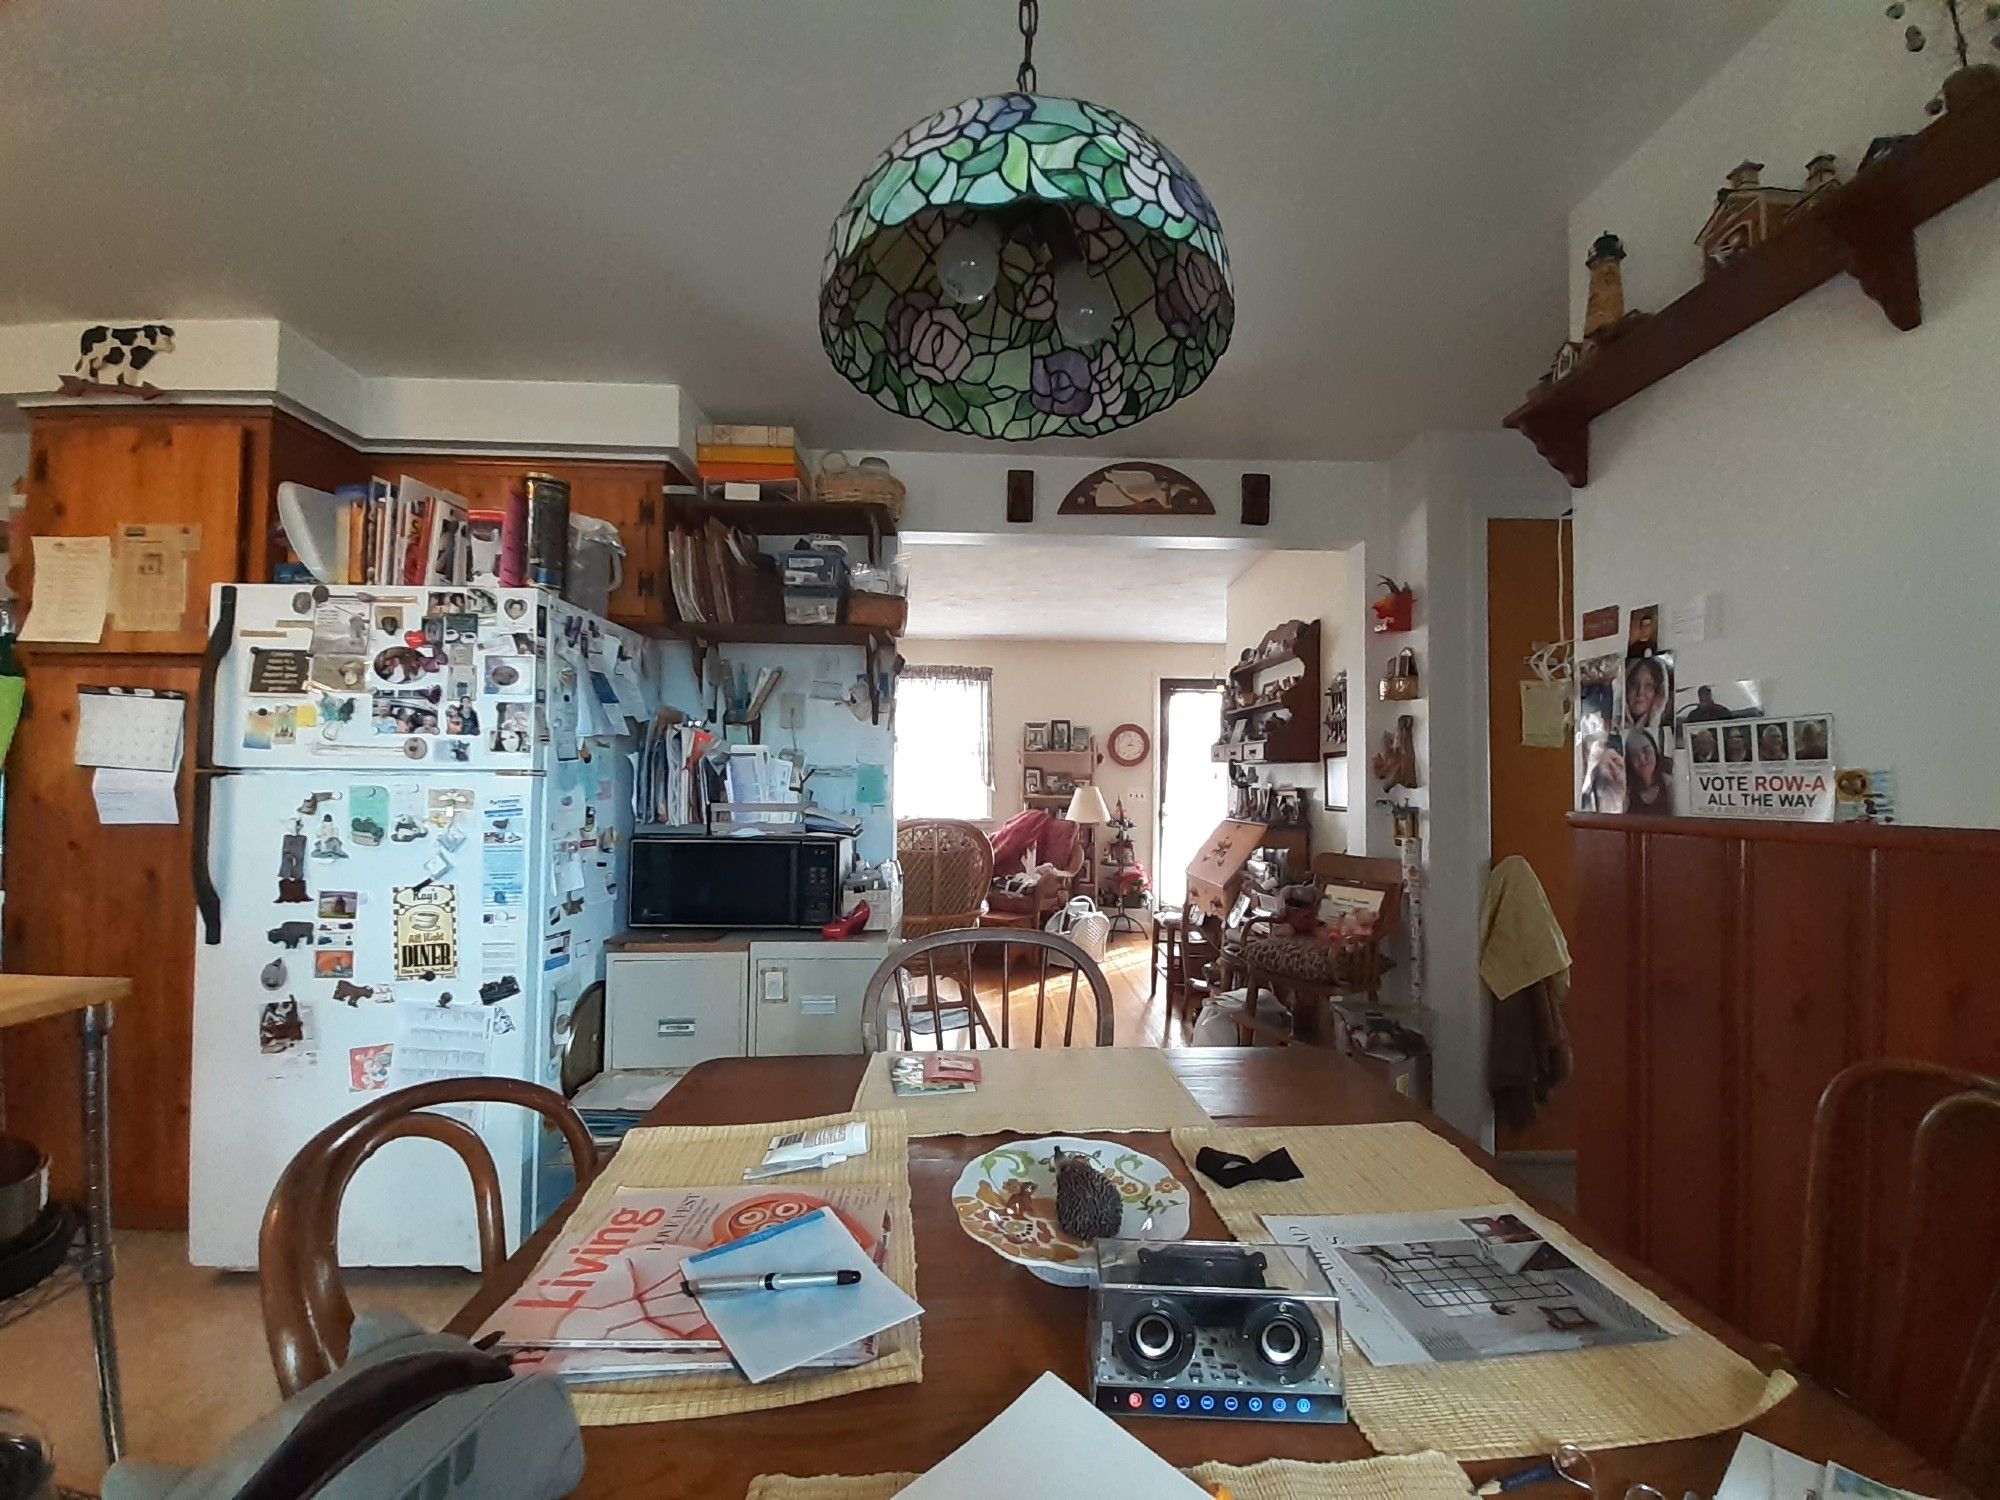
top-left (1218, 619), bottom-right (1321, 764)
top-left (1505, 84), bottom-right (2000, 487)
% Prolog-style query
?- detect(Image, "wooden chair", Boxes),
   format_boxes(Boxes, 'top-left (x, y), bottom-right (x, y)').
top-left (1794, 1059), bottom-right (2000, 1493)
top-left (895, 818), bottom-right (994, 938)
top-left (259, 1077), bottom-right (600, 1398)
top-left (863, 927), bottom-right (1114, 1050)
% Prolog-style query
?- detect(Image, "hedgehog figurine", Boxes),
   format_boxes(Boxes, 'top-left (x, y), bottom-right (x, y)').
top-left (1053, 1148), bottom-right (1124, 1241)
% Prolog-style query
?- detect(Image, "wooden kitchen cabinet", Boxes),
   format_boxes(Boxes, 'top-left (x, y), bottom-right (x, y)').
top-left (377, 456), bottom-right (674, 630)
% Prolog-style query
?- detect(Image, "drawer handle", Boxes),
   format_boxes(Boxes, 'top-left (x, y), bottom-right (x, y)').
top-left (656, 1019), bottom-right (698, 1037)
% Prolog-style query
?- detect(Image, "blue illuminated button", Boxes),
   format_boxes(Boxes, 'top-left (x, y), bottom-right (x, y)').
top-left (1175, 1394), bottom-right (1191, 1411)
top-left (1273, 1398), bottom-right (1289, 1413)
top-left (1224, 1397), bottom-right (1239, 1412)
top-left (1248, 1397), bottom-right (1264, 1413)
top-left (1152, 1394), bottom-right (1167, 1410)
top-left (1200, 1395), bottom-right (1215, 1411)
top-left (1296, 1398), bottom-right (1312, 1414)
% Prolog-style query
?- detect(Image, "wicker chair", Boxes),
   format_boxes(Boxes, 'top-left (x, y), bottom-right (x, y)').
top-left (258, 1078), bottom-right (600, 1397)
top-left (894, 819), bottom-right (999, 1043)
top-left (863, 927), bottom-right (1115, 1050)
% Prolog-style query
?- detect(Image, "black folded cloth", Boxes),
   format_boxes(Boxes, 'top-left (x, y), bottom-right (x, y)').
top-left (1194, 1146), bottom-right (1304, 1188)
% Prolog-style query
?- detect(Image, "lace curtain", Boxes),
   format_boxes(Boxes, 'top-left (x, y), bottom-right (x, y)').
top-left (894, 665), bottom-right (994, 819)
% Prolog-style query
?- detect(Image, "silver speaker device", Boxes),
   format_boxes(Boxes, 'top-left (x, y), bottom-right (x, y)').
top-left (1087, 1239), bottom-right (1346, 1423)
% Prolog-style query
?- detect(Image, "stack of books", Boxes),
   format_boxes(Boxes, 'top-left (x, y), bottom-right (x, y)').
top-left (697, 424), bottom-right (810, 503)
top-left (664, 519), bottom-right (777, 625)
top-left (278, 475), bottom-right (512, 587)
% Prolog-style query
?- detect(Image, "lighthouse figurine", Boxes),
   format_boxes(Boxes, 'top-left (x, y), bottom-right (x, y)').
top-left (1539, 230), bottom-right (1645, 388)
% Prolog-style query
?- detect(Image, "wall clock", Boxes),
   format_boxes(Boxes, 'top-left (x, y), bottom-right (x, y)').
top-left (1108, 723), bottom-right (1151, 767)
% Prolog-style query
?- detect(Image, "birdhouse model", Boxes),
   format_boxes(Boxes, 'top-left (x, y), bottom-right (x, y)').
top-left (1695, 160), bottom-right (1806, 274)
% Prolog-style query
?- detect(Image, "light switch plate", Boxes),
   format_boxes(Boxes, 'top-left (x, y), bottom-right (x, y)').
top-left (762, 967), bottom-right (787, 1003)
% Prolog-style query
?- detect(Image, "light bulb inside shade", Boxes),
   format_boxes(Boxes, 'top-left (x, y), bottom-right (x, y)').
top-left (1054, 260), bottom-right (1113, 346)
top-left (936, 220), bottom-right (1001, 305)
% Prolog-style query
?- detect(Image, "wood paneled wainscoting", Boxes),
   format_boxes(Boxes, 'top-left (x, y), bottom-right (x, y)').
top-left (1570, 812), bottom-right (2000, 1349)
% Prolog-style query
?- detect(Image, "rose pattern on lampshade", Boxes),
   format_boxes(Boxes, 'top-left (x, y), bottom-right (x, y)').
top-left (820, 92), bottom-right (1232, 440)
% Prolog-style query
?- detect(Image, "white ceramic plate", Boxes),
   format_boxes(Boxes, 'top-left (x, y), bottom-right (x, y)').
top-left (949, 1134), bottom-right (1191, 1286)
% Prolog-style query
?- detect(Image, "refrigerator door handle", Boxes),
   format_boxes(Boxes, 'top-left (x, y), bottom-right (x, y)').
top-left (194, 584), bottom-right (235, 776)
top-left (192, 585), bottom-right (236, 944)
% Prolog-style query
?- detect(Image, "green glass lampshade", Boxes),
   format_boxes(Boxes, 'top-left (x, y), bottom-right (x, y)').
top-left (819, 93), bottom-right (1233, 441)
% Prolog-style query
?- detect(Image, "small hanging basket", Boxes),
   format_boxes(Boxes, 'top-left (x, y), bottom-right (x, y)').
top-left (816, 452), bottom-right (907, 519)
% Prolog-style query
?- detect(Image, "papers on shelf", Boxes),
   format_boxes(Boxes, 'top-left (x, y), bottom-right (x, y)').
top-left (897, 1372), bottom-right (1207, 1499)
top-left (1263, 1206), bottom-right (1673, 1366)
top-left (685, 1206), bottom-right (921, 1384)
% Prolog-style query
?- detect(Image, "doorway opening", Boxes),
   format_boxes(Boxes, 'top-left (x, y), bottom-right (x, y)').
top-left (1155, 677), bottom-right (1227, 910)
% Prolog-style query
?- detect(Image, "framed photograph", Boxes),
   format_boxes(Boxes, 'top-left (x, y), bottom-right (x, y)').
top-left (1050, 718), bottom-right (1072, 751)
top-left (1071, 724), bottom-right (1092, 752)
top-left (1322, 753), bottom-right (1349, 812)
top-left (1024, 768), bottom-right (1044, 795)
top-left (1024, 722), bottom-right (1049, 752)
top-left (1049, 773), bottom-right (1073, 795)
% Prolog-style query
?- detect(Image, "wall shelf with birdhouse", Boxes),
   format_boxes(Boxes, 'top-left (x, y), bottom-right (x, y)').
top-left (1504, 79), bottom-right (2000, 487)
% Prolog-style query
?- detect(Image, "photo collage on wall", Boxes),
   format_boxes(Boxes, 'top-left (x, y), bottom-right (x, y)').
top-left (1575, 605), bottom-right (1676, 816)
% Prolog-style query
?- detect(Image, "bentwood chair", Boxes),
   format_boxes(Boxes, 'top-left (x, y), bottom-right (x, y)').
top-left (258, 1078), bottom-right (600, 1397)
top-left (863, 927), bottom-right (1115, 1051)
top-left (894, 819), bottom-right (1000, 1041)
top-left (1794, 1059), bottom-right (2000, 1494)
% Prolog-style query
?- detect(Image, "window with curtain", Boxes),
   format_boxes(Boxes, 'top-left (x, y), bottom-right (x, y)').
top-left (893, 665), bottom-right (994, 821)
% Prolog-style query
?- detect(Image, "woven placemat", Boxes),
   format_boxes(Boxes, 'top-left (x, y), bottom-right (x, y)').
top-left (746, 1449), bottom-right (1473, 1499)
top-left (1170, 1122), bottom-right (1795, 1459)
top-left (850, 1048), bottom-right (1212, 1137)
top-left (547, 1109), bottom-right (920, 1427)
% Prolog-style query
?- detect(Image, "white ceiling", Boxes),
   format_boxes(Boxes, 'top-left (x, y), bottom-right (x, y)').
top-left (0, 1), bottom-right (1782, 459)
top-left (903, 539), bottom-right (1256, 643)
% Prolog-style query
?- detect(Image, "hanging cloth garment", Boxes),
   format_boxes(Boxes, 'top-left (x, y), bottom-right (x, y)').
top-left (1480, 854), bottom-right (1573, 1131)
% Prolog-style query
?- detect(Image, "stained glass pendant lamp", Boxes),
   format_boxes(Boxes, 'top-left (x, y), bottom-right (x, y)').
top-left (819, 0), bottom-right (1233, 440)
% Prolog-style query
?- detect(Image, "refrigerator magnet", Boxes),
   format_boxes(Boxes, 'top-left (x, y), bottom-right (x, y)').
top-left (310, 816), bottom-right (349, 861)
top-left (319, 891), bottom-right (358, 920)
top-left (313, 949), bottom-right (354, 979)
top-left (249, 648), bottom-right (311, 696)
top-left (244, 708), bottom-right (277, 751)
top-left (277, 832), bottom-right (310, 903)
top-left (393, 883), bottom-right (459, 980)
top-left (349, 789), bottom-right (388, 847)
top-left (260, 958), bottom-right (287, 991)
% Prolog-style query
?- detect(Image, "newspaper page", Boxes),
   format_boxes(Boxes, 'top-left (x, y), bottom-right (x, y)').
top-left (1264, 1205), bottom-right (1673, 1366)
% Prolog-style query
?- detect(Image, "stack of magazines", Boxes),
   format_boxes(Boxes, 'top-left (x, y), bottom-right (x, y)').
top-left (664, 520), bottom-right (777, 626)
top-left (477, 1184), bottom-right (896, 1385)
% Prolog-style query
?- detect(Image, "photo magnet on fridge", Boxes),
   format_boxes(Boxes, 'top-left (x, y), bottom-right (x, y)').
top-left (349, 787), bottom-right (388, 847)
top-left (349, 1044), bottom-right (394, 1092)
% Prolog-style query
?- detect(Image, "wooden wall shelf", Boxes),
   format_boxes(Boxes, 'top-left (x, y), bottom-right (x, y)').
top-left (1505, 85), bottom-right (2000, 488)
top-left (664, 497), bottom-right (898, 563)
top-left (1218, 620), bottom-right (1321, 764)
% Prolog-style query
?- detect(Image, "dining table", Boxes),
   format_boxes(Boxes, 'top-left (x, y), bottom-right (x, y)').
top-left (449, 1047), bottom-right (1970, 1499)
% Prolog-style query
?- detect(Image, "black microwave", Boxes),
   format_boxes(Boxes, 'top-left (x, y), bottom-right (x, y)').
top-left (629, 832), bottom-right (853, 929)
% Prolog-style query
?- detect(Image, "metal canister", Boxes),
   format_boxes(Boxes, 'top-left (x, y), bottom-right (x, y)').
top-left (522, 472), bottom-right (571, 590)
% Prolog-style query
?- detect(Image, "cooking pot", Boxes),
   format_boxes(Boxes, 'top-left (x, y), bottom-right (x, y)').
top-left (0, 1137), bottom-right (48, 1247)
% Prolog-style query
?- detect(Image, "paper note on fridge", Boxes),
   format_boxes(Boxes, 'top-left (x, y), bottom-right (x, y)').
top-left (92, 768), bottom-right (180, 825)
top-left (22, 535), bottom-right (113, 643)
top-left (74, 686), bottom-right (186, 771)
top-left (686, 1206), bottom-right (921, 1384)
top-left (897, 1372), bottom-right (1207, 1499)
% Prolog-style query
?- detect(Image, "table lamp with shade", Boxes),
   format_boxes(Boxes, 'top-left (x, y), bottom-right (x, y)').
top-left (1065, 785), bottom-right (1111, 903)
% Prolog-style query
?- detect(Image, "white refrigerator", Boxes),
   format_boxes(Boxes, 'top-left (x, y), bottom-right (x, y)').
top-left (188, 583), bottom-right (651, 1269)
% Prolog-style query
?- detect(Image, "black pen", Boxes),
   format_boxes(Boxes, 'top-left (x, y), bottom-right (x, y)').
top-left (684, 1269), bottom-right (863, 1296)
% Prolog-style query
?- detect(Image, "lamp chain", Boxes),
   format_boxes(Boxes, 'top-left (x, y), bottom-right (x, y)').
top-left (1017, 0), bottom-right (1039, 93)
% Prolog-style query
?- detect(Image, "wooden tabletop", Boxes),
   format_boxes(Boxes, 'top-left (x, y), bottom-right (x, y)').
top-left (451, 1049), bottom-right (1968, 1499)
top-left (0, 973), bottom-right (129, 1031)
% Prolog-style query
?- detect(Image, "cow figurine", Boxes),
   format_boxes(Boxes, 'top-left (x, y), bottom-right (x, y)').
top-left (61, 323), bottom-right (175, 398)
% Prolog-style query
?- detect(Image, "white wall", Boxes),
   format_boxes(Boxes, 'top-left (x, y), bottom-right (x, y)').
top-left (899, 637), bottom-right (1225, 883)
top-left (1569, 0), bottom-right (2000, 828)
top-left (1223, 549), bottom-right (1364, 854)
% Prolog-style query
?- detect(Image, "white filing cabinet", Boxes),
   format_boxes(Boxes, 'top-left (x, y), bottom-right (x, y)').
top-left (605, 944), bottom-right (749, 1070)
top-left (749, 937), bottom-right (888, 1056)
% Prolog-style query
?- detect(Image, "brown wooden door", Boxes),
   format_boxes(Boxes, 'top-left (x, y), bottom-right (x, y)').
top-left (1, 656), bottom-right (200, 1228)
top-left (21, 412), bottom-right (256, 655)
top-left (1486, 517), bottom-right (1577, 1152)
top-left (377, 457), bottom-right (668, 629)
